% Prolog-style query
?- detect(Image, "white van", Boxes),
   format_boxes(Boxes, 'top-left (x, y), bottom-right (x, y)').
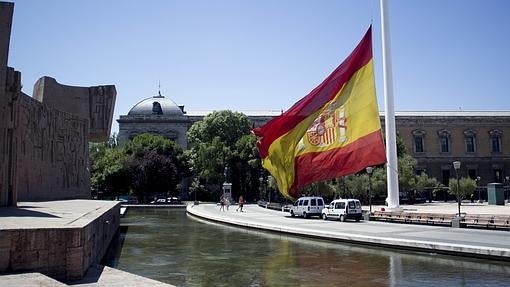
top-left (290, 196), bottom-right (325, 218)
top-left (321, 199), bottom-right (363, 222)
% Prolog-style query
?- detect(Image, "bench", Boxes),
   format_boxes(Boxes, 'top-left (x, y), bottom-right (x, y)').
top-left (426, 213), bottom-right (456, 226)
top-left (462, 214), bottom-right (493, 228)
top-left (371, 211), bottom-right (403, 222)
top-left (371, 210), bottom-right (510, 230)
top-left (489, 216), bottom-right (510, 229)
top-left (371, 211), bottom-right (455, 226)
top-left (407, 213), bottom-right (431, 224)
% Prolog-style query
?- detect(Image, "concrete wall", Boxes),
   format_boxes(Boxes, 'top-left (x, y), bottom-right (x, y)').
top-left (33, 77), bottom-right (116, 142)
top-left (0, 2), bottom-right (17, 207)
top-left (15, 94), bottom-right (90, 202)
top-left (0, 203), bottom-right (120, 280)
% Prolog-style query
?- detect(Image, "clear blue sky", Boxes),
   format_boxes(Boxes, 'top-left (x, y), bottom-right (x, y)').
top-left (7, 0), bottom-right (510, 134)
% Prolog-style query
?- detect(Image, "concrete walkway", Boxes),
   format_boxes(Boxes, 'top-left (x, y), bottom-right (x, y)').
top-left (186, 203), bottom-right (510, 261)
top-left (0, 265), bottom-right (175, 287)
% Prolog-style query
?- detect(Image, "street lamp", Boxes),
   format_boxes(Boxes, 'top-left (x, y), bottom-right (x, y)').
top-left (453, 161), bottom-right (461, 216)
top-left (505, 176), bottom-right (510, 200)
top-left (475, 176), bottom-right (481, 203)
top-left (366, 166), bottom-right (373, 214)
top-left (267, 176), bottom-right (272, 204)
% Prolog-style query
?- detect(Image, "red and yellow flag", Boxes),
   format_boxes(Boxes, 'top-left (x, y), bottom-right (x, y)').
top-left (253, 26), bottom-right (386, 199)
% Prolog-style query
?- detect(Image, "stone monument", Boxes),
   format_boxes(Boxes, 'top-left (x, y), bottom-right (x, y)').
top-left (0, 2), bottom-right (116, 207)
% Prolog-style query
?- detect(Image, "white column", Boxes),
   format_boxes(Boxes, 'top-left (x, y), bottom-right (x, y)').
top-left (380, 0), bottom-right (400, 209)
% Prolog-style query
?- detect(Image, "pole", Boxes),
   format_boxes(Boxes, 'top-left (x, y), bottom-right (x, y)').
top-left (456, 172), bottom-right (461, 216)
top-left (194, 178), bottom-right (199, 205)
top-left (369, 174), bottom-right (372, 213)
top-left (380, 0), bottom-right (399, 209)
top-left (477, 177), bottom-right (481, 202)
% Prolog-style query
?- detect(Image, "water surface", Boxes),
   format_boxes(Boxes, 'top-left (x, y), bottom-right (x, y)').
top-left (104, 208), bottom-right (510, 287)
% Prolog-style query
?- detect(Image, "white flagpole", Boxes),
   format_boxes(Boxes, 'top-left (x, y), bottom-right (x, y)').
top-left (380, 0), bottom-right (400, 209)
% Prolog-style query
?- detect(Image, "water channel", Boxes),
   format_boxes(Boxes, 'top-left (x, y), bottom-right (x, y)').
top-left (103, 208), bottom-right (510, 287)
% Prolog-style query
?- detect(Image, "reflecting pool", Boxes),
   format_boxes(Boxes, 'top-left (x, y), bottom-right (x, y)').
top-left (103, 208), bottom-right (510, 287)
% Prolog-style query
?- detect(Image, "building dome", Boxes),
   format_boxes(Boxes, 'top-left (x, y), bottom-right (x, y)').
top-left (128, 94), bottom-right (184, 116)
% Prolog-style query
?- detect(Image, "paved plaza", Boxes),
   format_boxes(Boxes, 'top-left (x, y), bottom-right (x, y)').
top-left (187, 202), bottom-right (510, 261)
top-left (0, 266), bottom-right (175, 287)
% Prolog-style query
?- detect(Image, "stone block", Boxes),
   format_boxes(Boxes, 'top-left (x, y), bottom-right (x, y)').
top-left (66, 228), bottom-right (82, 248)
top-left (66, 246), bottom-right (85, 280)
top-left (0, 246), bottom-right (10, 270)
top-left (11, 250), bottom-right (39, 270)
top-left (0, 230), bottom-right (11, 248)
top-left (19, 229), bottom-right (49, 251)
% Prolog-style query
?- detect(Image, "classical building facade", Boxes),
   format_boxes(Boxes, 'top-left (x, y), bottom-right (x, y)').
top-left (395, 111), bottom-right (510, 187)
top-left (118, 99), bottom-right (510, 189)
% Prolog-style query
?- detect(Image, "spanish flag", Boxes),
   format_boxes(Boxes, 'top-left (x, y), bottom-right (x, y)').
top-left (253, 26), bottom-right (386, 199)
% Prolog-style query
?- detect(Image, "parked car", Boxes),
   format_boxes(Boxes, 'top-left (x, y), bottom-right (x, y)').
top-left (116, 195), bottom-right (138, 204)
top-left (321, 199), bottom-right (362, 222)
top-left (150, 196), bottom-right (182, 204)
top-left (151, 197), bottom-right (168, 204)
top-left (290, 196), bottom-right (325, 218)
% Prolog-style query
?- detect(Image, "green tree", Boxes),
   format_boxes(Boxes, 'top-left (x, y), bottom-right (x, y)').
top-left (366, 167), bottom-right (387, 201)
top-left (233, 134), bottom-right (261, 201)
top-left (449, 177), bottom-right (476, 205)
top-left (398, 154), bottom-right (418, 193)
top-left (396, 135), bottom-right (407, 157)
top-left (193, 137), bottom-right (231, 186)
top-left (124, 134), bottom-right (190, 203)
top-left (415, 172), bottom-right (443, 202)
top-left (187, 111), bottom-right (256, 201)
top-left (188, 110), bottom-right (251, 147)
top-left (89, 135), bottom-right (129, 198)
top-left (126, 151), bottom-right (180, 203)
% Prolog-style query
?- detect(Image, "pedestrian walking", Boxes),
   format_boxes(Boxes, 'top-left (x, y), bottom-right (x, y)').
top-left (225, 196), bottom-right (230, 211)
top-left (219, 196), bottom-right (225, 211)
top-left (236, 195), bottom-right (245, 212)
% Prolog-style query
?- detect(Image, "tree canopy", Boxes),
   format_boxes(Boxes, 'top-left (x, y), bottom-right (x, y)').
top-left (89, 133), bottom-right (189, 203)
top-left (187, 110), bottom-right (259, 201)
top-left (448, 177), bottom-right (476, 203)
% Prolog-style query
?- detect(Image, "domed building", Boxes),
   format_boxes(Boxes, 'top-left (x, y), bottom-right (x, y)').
top-left (117, 92), bottom-right (191, 147)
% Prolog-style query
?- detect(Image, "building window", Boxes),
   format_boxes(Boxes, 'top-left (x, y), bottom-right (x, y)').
top-left (465, 136), bottom-right (475, 153)
top-left (489, 130), bottom-right (502, 153)
top-left (442, 169), bottom-right (451, 186)
top-left (412, 130), bottom-right (425, 153)
top-left (152, 101), bottom-right (163, 115)
top-left (491, 137), bottom-right (501, 152)
top-left (440, 137), bottom-right (449, 153)
top-left (463, 129), bottom-right (476, 153)
top-left (437, 129), bottom-right (451, 153)
top-left (415, 136), bottom-right (424, 153)
top-left (416, 136), bottom-right (424, 153)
